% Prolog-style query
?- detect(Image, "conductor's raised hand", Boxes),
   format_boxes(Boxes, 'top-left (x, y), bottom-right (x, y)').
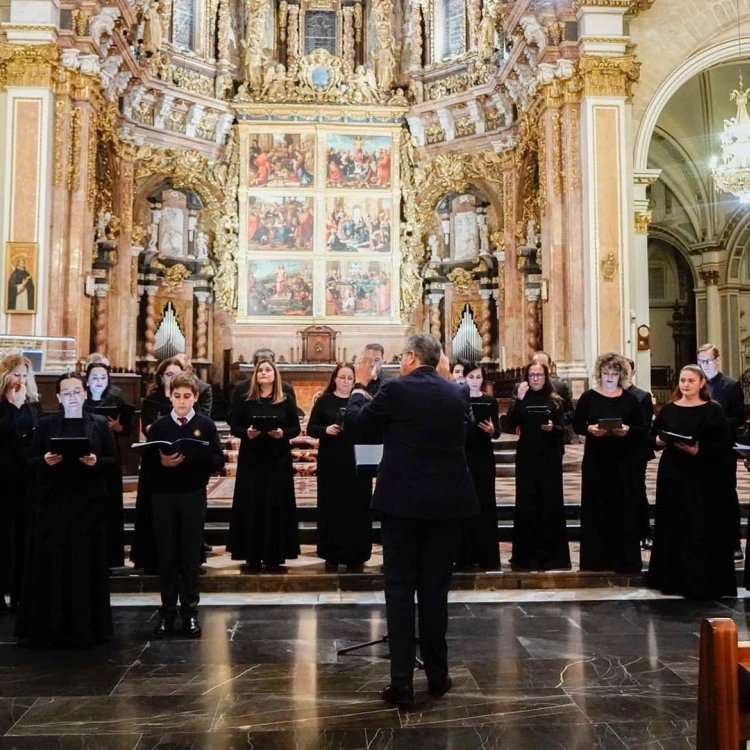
top-left (268, 428), bottom-right (284, 439)
top-left (247, 426), bottom-right (261, 439)
top-left (326, 424), bottom-right (342, 436)
top-left (80, 454), bottom-right (98, 467)
top-left (160, 450), bottom-right (185, 467)
top-left (354, 351), bottom-right (375, 387)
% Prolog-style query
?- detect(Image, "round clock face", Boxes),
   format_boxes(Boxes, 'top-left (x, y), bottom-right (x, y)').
top-left (638, 325), bottom-right (650, 337)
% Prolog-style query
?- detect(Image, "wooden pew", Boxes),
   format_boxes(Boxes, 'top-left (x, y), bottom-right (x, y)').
top-left (697, 618), bottom-right (750, 749)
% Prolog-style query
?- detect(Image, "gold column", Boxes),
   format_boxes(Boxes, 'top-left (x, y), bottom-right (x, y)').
top-left (142, 284), bottom-right (159, 361)
top-left (502, 159), bottom-right (525, 367)
top-left (93, 286), bottom-right (109, 354)
top-left (479, 289), bottom-right (492, 362)
top-left (428, 291), bottom-right (443, 342)
top-left (194, 290), bottom-right (210, 361)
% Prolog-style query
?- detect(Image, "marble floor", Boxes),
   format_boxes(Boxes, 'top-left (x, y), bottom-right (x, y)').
top-left (0, 595), bottom-right (745, 748)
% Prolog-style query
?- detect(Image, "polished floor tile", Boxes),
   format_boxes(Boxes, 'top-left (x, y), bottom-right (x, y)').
top-left (0, 599), bottom-right (728, 747)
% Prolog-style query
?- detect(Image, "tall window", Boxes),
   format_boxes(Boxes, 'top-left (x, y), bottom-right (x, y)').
top-left (173, 0), bottom-right (197, 52)
top-left (304, 10), bottom-right (337, 55)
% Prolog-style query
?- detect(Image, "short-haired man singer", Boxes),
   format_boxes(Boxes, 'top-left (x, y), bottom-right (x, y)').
top-left (345, 333), bottom-right (478, 706)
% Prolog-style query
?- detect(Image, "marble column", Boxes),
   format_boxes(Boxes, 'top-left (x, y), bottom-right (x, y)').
top-left (501, 161), bottom-right (525, 366)
top-left (479, 289), bottom-right (493, 362)
top-left (194, 290), bottom-right (210, 362)
top-left (577, 2), bottom-right (639, 367)
top-left (93, 285), bottom-right (109, 354)
top-left (142, 284), bottom-right (159, 361)
top-left (427, 292), bottom-right (443, 342)
top-left (700, 269), bottom-right (722, 353)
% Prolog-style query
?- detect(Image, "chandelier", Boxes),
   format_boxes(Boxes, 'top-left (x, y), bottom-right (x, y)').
top-left (711, 78), bottom-right (750, 204)
top-left (711, 0), bottom-right (750, 203)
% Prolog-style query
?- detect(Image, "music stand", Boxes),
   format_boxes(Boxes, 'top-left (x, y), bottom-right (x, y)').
top-left (336, 445), bottom-right (423, 669)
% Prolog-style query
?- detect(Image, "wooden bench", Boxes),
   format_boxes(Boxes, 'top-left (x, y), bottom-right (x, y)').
top-left (698, 618), bottom-right (750, 749)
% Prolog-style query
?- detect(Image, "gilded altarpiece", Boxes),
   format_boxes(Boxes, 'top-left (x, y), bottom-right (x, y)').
top-left (235, 108), bottom-right (404, 327)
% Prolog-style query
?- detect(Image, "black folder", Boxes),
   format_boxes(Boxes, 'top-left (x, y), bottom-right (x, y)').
top-left (598, 418), bottom-right (623, 433)
top-left (525, 405), bottom-right (552, 428)
top-left (92, 403), bottom-right (136, 428)
top-left (659, 430), bottom-right (696, 447)
top-left (251, 415), bottom-right (282, 433)
top-left (471, 401), bottom-right (496, 424)
top-left (131, 438), bottom-right (210, 457)
top-left (49, 437), bottom-right (91, 459)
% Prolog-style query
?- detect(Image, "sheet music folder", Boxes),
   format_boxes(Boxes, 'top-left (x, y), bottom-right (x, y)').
top-left (354, 444), bottom-right (383, 468)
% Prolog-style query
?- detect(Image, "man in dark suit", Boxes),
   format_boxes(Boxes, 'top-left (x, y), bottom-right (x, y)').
top-left (698, 343), bottom-right (745, 560)
top-left (174, 354), bottom-right (213, 417)
top-left (627, 359), bottom-right (655, 549)
top-left (345, 334), bottom-right (478, 707)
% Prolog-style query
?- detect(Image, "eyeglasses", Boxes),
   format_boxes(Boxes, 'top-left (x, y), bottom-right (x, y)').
top-left (396, 351), bottom-right (413, 363)
top-left (528, 373), bottom-right (545, 380)
top-left (697, 358), bottom-right (716, 365)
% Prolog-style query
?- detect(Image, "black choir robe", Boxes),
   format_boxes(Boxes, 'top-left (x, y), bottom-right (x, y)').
top-left (506, 390), bottom-right (570, 571)
top-left (17, 413), bottom-right (115, 645)
top-left (307, 393), bottom-right (372, 566)
top-left (647, 401), bottom-right (736, 599)
top-left (0, 398), bottom-right (42, 605)
top-left (573, 389), bottom-right (645, 574)
top-left (227, 392), bottom-right (301, 567)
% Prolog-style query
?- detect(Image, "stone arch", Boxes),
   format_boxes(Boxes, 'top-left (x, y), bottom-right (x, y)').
top-left (648, 224), bottom-right (699, 287)
top-left (633, 36), bottom-right (750, 171)
top-left (722, 208), bottom-right (750, 283)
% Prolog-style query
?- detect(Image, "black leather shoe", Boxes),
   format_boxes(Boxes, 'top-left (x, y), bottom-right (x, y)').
top-left (381, 684), bottom-right (414, 707)
top-left (183, 617), bottom-right (201, 638)
top-left (153, 618), bottom-right (175, 638)
top-left (735, 546), bottom-right (745, 562)
top-left (428, 675), bottom-right (453, 699)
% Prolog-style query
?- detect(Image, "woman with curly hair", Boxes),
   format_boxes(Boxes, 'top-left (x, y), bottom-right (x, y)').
top-left (573, 353), bottom-right (645, 573)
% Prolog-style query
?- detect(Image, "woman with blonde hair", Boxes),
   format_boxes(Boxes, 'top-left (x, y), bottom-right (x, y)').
top-left (227, 358), bottom-right (301, 571)
top-left (647, 365), bottom-right (736, 598)
top-left (0, 354), bottom-right (43, 610)
top-left (573, 352), bottom-right (645, 573)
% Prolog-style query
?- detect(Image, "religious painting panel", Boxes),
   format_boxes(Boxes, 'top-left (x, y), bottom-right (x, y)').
top-left (247, 259), bottom-right (314, 317)
top-left (247, 196), bottom-right (315, 252)
top-left (5, 242), bottom-right (37, 314)
top-left (247, 132), bottom-right (316, 188)
top-left (324, 196), bottom-right (392, 254)
top-left (324, 133), bottom-right (392, 189)
top-left (325, 259), bottom-right (391, 317)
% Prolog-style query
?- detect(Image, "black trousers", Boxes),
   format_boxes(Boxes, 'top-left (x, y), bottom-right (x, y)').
top-left (634, 459), bottom-right (651, 540)
top-left (152, 490), bottom-right (207, 619)
top-left (380, 514), bottom-right (460, 689)
top-left (723, 454), bottom-right (742, 549)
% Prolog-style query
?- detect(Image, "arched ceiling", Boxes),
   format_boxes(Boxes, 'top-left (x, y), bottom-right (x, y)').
top-left (648, 62), bottom-right (750, 245)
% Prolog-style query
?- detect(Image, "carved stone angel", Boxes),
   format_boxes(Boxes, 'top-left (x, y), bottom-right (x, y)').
top-left (477, 10), bottom-right (496, 60)
top-left (371, 47), bottom-right (396, 91)
top-left (350, 65), bottom-right (379, 103)
top-left (240, 40), bottom-right (264, 91)
top-left (261, 63), bottom-right (288, 100)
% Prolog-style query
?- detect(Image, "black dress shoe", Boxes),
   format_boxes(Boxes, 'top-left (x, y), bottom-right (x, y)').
top-left (428, 675), bottom-right (453, 699)
top-left (183, 617), bottom-right (201, 638)
top-left (381, 684), bottom-right (414, 707)
top-left (735, 546), bottom-right (745, 562)
top-left (153, 618), bottom-right (175, 638)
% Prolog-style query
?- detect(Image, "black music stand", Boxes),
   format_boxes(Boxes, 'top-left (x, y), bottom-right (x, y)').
top-left (336, 445), bottom-right (423, 668)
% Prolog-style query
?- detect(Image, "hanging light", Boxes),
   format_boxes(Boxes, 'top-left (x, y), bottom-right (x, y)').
top-left (711, 1), bottom-right (750, 203)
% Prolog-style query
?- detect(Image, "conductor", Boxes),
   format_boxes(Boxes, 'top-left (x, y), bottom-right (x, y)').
top-left (345, 333), bottom-right (478, 707)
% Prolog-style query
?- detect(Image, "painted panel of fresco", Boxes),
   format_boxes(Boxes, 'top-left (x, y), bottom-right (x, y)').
top-left (247, 196), bottom-right (315, 252)
top-left (325, 196), bottom-right (392, 253)
top-left (247, 259), bottom-right (314, 317)
top-left (248, 133), bottom-right (315, 187)
top-left (325, 134), bottom-right (392, 189)
top-left (326, 260), bottom-right (391, 317)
